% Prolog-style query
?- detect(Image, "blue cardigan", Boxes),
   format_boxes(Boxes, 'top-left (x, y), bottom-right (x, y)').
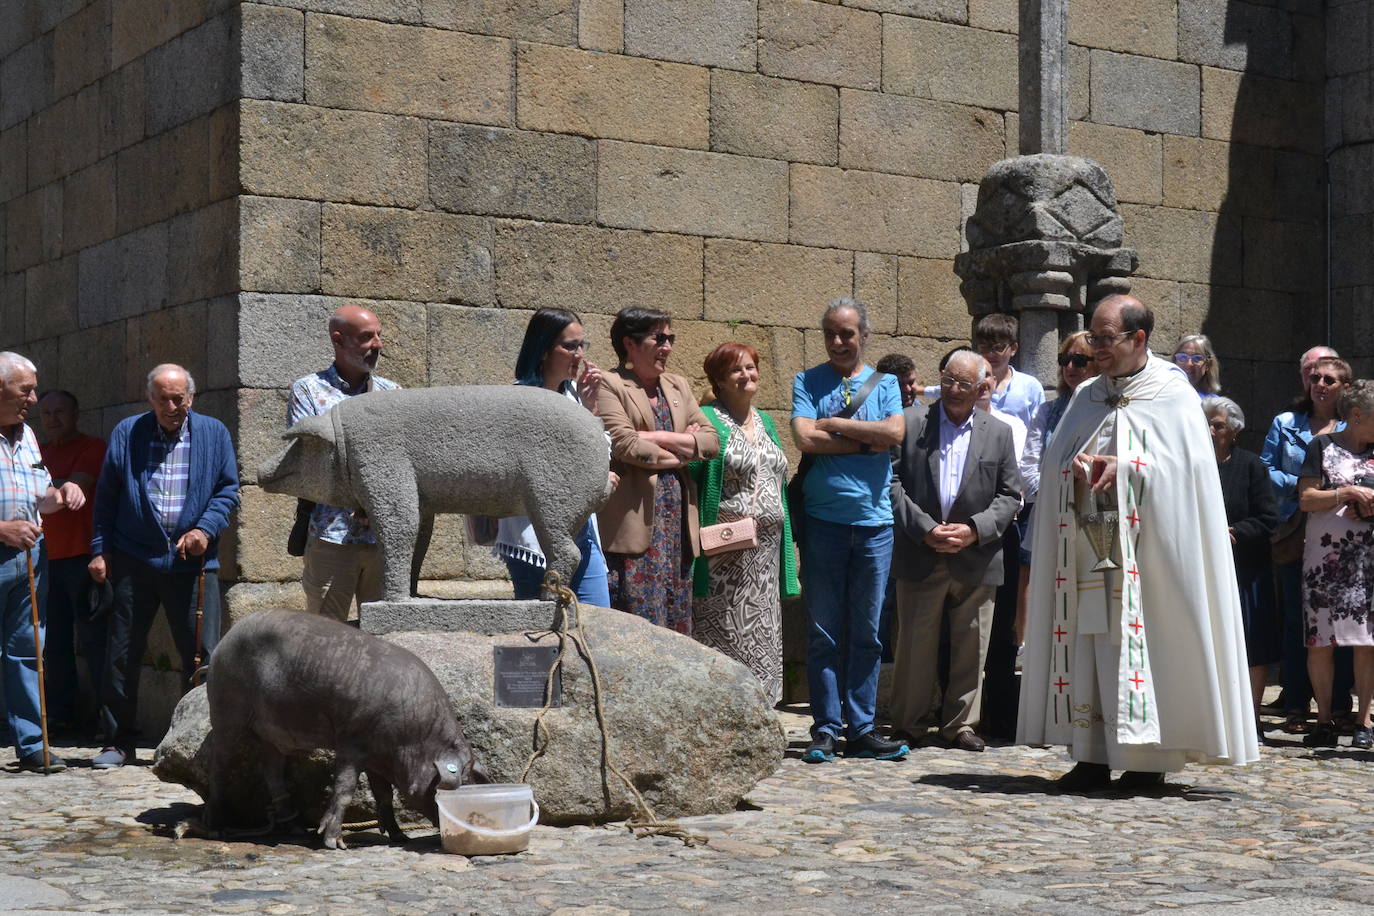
top-left (91, 410), bottom-right (240, 572)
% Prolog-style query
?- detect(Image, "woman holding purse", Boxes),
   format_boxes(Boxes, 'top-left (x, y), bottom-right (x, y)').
top-left (690, 343), bottom-right (798, 703)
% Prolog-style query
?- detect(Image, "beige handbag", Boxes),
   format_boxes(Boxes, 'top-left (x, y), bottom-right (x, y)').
top-left (700, 439), bottom-right (762, 557)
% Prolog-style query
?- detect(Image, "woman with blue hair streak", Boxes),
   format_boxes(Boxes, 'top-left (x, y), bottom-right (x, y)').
top-left (493, 308), bottom-right (614, 606)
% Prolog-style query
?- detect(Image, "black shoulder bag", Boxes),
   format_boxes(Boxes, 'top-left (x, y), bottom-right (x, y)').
top-left (788, 371), bottom-right (887, 547)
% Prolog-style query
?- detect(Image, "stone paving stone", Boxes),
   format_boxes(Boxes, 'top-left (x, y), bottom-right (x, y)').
top-left (0, 701), bottom-right (1372, 912)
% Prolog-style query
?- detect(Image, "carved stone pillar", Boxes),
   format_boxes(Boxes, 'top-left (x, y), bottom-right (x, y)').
top-left (953, 154), bottom-right (1138, 386)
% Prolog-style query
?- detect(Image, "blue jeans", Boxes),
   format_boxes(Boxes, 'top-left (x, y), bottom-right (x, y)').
top-left (802, 517), bottom-right (892, 740)
top-left (503, 520), bottom-right (611, 608)
top-left (0, 542), bottom-right (47, 757)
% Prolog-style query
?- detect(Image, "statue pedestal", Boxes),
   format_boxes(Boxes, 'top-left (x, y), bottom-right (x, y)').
top-left (361, 598), bottom-right (561, 636)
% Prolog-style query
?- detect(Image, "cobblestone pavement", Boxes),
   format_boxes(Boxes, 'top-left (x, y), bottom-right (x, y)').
top-left (2, 704), bottom-right (1373, 915)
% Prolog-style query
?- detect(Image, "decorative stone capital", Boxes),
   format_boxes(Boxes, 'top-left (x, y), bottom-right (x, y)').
top-left (954, 154), bottom-right (1138, 385)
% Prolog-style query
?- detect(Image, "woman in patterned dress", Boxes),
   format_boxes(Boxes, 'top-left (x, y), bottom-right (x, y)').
top-left (689, 343), bottom-right (799, 703)
top-left (595, 308), bottom-right (719, 633)
top-left (1297, 379), bottom-right (1374, 749)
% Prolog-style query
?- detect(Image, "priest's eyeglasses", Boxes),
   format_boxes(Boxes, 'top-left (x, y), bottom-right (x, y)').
top-left (1085, 331), bottom-right (1131, 348)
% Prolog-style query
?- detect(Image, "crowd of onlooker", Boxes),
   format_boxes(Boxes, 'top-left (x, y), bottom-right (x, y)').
top-left (2, 293), bottom-right (1370, 775)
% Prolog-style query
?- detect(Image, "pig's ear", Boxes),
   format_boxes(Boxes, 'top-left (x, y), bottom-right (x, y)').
top-left (283, 413), bottom-right (335, 444)
top-left (435, 759), bottom-right (463, 790)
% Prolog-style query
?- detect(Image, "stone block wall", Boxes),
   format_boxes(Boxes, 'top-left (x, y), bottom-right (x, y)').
top-left (1328, 0), bottom-right (1374, 378)
top-left (0, 0), bottom-right (1338, 650)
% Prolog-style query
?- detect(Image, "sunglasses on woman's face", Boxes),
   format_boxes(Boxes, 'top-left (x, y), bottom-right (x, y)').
top-left (1310, 373), bottom-right (1343, 387)
top-left (644, 332), bottom-right (675, 347)
top-left (1173, 353), bottom-right (1207, 366)
top-left (1057, 353), bottom-right (1092, 368)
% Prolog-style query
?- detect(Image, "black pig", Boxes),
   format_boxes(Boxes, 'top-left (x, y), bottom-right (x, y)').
top-left (205, 610), bottom-right (486, 848)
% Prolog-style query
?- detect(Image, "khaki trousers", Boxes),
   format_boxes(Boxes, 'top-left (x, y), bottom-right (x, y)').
top-left (301, 538), bottom-right (383, 622)
top-left (890, 561), bottom-right (995, 740)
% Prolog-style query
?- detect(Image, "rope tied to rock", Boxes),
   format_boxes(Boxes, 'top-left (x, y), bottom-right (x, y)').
top-left (520, 572), bottom-right (707, 848)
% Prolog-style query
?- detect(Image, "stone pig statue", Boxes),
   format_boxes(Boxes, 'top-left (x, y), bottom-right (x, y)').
top-left (205, 610), bottom-right (487, 848)
top-left (258, 385), bottom-right (611, 601)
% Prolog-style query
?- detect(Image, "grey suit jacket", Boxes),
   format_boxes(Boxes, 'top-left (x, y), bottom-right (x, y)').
top-left (889, 401), bottom-right (1024, 586)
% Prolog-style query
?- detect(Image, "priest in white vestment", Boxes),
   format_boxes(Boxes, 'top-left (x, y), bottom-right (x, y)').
top-left (1017, 295), bottom-right (1260, 790)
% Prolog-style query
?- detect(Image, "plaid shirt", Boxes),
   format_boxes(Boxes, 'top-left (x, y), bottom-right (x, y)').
top-left (147, 420), bottom-right (191, 533)
top-left (0, 423), bottom-right (51, 526)
top-left (287, 365), bottom-right (399, 545)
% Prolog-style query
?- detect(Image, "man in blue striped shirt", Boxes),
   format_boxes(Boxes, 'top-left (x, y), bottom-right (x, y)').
top-left (89, 364), bottom-right (239, 769)
top-left (0, 352), bottom-right (87, 772)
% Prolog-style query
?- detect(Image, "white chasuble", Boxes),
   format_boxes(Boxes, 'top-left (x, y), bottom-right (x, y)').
top-left (1017, 356), bottom-right (1259, 769)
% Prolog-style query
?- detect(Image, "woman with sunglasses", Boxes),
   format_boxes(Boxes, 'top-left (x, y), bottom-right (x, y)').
top-left (1173, 334), bottom-right (1222, 399)
top-left (1021, 331), bottom-right (1099, 506)
top-left (1262, 355), bottom-right (1351, 734)
top-left (494, 308), bottom-right (614, 605)
top-left (596, 307), bottom-right (719, 633)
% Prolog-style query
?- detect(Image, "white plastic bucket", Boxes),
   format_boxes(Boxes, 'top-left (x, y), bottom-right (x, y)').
top-left (436, 783), bottom-right (539, 856)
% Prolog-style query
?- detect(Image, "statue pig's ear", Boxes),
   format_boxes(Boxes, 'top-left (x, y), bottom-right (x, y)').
top-left (282, 413), bottom-right (335, 444)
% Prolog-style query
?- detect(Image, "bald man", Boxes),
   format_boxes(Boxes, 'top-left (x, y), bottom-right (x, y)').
top-left (1018, 296), bottom-right (1258, 790)
top-left (90, 364), bottom-right (239, 768)
top-left (287, 305), bottom-right (400, 621)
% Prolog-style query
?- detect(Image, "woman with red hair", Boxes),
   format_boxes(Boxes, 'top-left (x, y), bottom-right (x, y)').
top-left (689, 342), bottom-right (799, 703)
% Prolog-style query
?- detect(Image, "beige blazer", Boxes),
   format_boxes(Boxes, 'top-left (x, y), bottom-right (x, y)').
top-left (596, 369), bottom-right (720, 556)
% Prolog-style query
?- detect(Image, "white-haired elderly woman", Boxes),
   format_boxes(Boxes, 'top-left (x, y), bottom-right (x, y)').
top-left (1174, 333), bottom-right (1222, 399)
top-left (1206, 396), bottom-right (1279, 734)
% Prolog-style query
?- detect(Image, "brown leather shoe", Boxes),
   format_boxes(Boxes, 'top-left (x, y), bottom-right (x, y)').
top-left (951, 731), bottom-right (986, 752)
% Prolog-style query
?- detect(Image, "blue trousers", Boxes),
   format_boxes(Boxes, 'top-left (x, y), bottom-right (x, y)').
top-left (0, 542), bottom-right (47, 757)
top-left (802, 518), bottom-right (892, 740)
top-left (503, 519), bottom-right (611, 608)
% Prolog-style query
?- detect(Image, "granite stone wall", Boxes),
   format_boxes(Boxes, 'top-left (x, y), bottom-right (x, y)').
top-left (1327, 0), bottom-right (1374, 378)
top-left (0, 0), bottom-right (1339, 708)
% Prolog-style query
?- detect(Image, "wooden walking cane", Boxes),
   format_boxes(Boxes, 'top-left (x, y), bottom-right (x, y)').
top-left (26, 545), bottom-right (53, 773)
top-left (190, 555), bottom-right (207, 688)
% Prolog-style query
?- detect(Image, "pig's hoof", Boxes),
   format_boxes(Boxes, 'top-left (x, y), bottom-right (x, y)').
top-left (385, 829), bottom-right (409, 846)
top-left (322, 833), bottom-right (346, 850)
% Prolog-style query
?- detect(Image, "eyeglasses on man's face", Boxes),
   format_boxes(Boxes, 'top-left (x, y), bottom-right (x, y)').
top-left (1173, 352), bottom-right (1207, 366)
top-left (976, 342), bottom-right (1012, 356)
top-left (1057, 353), bottom-right (1092, 369)
top-left (1085, 331), bottom-right (1132, 348)
top-left (940, 374), bottom-right (977, 393)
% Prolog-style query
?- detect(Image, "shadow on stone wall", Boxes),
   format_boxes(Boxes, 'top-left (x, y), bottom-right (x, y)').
top-left (1201, 0), bottom-right (1326, 449)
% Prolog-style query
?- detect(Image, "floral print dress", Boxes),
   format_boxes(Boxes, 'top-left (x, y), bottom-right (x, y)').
top-left (1301, 434), bottom-right (1374, 647)
top-left (606, 396), bottom-right (693, 634)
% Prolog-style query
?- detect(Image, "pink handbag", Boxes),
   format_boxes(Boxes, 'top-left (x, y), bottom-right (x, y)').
top-left (700, 516), bottom-right (759, 556)
top-left (700, 437), bottom-right (763, 557)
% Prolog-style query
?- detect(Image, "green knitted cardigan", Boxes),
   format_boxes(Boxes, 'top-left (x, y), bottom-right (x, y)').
top-left (689, 404), bottom-right (801, 599)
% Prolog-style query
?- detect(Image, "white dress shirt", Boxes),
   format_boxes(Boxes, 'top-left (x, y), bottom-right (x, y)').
top-left (937, 405), bottom-right (975, 521)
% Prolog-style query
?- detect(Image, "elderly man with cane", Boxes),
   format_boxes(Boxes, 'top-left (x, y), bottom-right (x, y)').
top-left (89, 364), bottom-right (239, 769)
top-left (0, 353), bottom-right (86, 773)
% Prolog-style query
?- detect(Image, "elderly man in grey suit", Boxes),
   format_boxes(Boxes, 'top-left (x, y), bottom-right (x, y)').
top-left (889, 348), bottom-right (1023, 752)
